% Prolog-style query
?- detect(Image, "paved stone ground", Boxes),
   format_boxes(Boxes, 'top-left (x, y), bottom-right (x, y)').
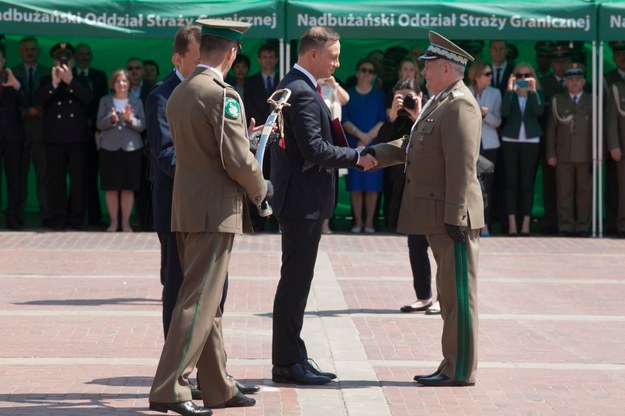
top-left (0, 230), bottom-right (624, 415)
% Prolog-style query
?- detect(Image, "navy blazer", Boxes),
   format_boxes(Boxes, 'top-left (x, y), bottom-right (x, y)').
top-left (0, 84), bottom-right (28, 143)
top-left (243, 72), bottom-right (274, 124)
top-left (270, 68), bottom-right (359, 220)
top-left (145, 71), bottom-right (180, 232)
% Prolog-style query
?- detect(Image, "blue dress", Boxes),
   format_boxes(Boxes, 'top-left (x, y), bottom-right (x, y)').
top-left (342, 87), bottom-right (386, 192)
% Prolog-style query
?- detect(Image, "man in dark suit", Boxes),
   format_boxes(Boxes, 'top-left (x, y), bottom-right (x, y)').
top-left (146, 26), bottom-right (259, 401)
top-left (11, 36), bottom-right (50, 228)
top-left (540, 44), bottom-right (572, 235)
top-left (126, 57), bottom-right (153, 231)
top-left (244, 43), bottom-right (279, 232)
top-left (0, 50), bottom-right (27, 230)
top-left (34, 43), bottom-right (92, 230)
top-left (73, 43), bottom-right (108, 228)
top-left (604, 41), bottom-right (625, 235)
top-left (269, 26), bottom-right (377, 385)
top-left (489, 40), bottom-right (514, 98)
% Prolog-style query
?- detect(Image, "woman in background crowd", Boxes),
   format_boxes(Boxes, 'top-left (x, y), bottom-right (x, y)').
top-left (500, 63), bottom-right (544, 236)
top-left (468, 60), bottom-right (502, 237)
top-left (342, 59), bottom-right (386, 233)
top-left (96, 69), bottom-right (145, 232)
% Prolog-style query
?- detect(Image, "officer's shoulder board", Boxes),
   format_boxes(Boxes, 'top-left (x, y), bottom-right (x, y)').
top-left (452, 90), bottom-right (465, 98)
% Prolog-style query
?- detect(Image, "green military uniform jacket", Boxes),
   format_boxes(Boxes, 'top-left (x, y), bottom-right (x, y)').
top-left (546, 92), bottom-right (593, 163)
top-left (167, 66), bottom-right (266, 234)
top-left (607, 82), bottom-right (625, 153)
top-left (372, 79), bottom-right (485, 234)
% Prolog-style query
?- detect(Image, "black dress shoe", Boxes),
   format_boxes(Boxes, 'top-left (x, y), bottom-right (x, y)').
top-left (413, 369), bottom-right (441, 382)
top-left (149, 400), bottom-right (213, 415)
top-left (417, 373), bottom-right (474, 387)
top-left (191, 383), bottom-right (202, 400)
top-left (303, 358), bottom-right (337, 380)
top-left (272, 362), bottom-right (331, 385)
top-left (236, 380), bottom-right (260, 394)
top-left (400, 301), bottom-right (432, 313)
top-left (213, 391), bottom-right (256, 408)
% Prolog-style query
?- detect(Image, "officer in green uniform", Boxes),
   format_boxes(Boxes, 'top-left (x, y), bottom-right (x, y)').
top-left (149, 19), bottom-right (267, 416)
top-left (546, 65), bottom-right (593, 237)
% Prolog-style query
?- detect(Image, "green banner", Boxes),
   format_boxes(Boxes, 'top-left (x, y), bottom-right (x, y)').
top-left (0, 0), bottom-right (285, 38)
top-left (599, 1), bottom-right (625, 41)
top-left (286, 0), bottom-right (596, 41)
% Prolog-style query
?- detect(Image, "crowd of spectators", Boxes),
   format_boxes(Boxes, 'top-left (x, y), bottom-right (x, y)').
top-left (2, 35), bottom-right (625, 238)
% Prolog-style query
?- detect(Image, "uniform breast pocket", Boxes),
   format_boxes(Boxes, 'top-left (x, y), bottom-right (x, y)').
top-left (414, 122), bottom-right (435, 153)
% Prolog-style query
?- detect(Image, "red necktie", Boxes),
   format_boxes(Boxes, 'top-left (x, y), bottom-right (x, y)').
top-left (316, 83), bottom-right (322, 97)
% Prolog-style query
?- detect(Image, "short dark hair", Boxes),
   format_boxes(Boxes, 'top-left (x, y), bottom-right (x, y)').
top-left (233, 53), bottom-right (251, 68)
top-left (143, 59), bottom-right (159, 75)
top-left (172, 25), bottom-right (201, 56)
top-left (257, 43), bottom-right (278, 58)
top-left (299, 26), bottom-right (340, 56)
top-left (200, 35), bottom-right (237, 60)
top-left (355, 58), bottom-right (375, 72)
top-left (18, 36), bottom-right (38, 46)
top-left (393, 77), bottom-right (420, 94)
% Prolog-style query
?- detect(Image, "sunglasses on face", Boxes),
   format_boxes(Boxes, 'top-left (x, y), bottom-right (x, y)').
top-left (359, 68), bottom-right (375, 74)
top-left (482, 72), bottom-right (493, 77)
top-left (127, 66), bottom-right (142, 71)
top-left (515, 73), bottom-right (532, 78)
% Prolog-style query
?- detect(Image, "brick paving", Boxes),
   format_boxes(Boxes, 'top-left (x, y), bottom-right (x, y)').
top-left (0, 230), bottom-right (624, 415)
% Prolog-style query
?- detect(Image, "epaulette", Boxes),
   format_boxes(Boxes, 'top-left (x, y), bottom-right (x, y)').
top-left (213, 77), bottom-right (229, 88)
top-left (452, 91), bottom-right (465, 97)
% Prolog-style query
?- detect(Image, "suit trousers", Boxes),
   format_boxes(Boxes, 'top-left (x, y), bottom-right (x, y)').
top-left (150, 231), bottom-right (237, 407)
top-left (617, 159), bottom-right (625, 232)
top-left (407, 234), bottom-right (432, 300)
top-left (540, 138), bottom-right (558, 229)
top-left (20, 117), bottom-right (48, 224)
top-left (502, 141), bottom-right (540, 216)
top-left (555, 162), bottom-right (592, 233)
top-left (0, 137), bottom-right (24, 226)
top-left (272, 217), bottom-right (324, 366)
top-left (157, 230), bottom-right (184, 338)
top-left (45, 142), bottom-right (87, 228)
top-left (426, 231), bottom-right (479, 384)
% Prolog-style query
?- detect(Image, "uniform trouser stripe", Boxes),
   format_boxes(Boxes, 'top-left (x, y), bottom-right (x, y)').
top-left (174, 234), bottom-right (220, 399)
top-left (453, 240), bottom-right (470, 382)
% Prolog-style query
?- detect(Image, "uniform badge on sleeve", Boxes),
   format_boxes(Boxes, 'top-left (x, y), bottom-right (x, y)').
top-left (224, 97), bottom-right (241, 119)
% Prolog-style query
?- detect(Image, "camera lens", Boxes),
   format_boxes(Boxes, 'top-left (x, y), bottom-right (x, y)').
top-left (403, 94), bottom-right (416, 110)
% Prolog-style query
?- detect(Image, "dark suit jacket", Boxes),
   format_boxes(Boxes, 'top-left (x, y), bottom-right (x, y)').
top-left (73, 67), bottom-right (109, 129)
top-left (146, 71), bottom-right (180, 233)
top-left (10, 64), bottom-right (50, 101)
top-left (0, 84), bottom-right (28, 143)
top-left (491, 61), bottom-right (514, 98)
top-left (270, 67), bottom-right (359, 220)
top-left (243, 72), bottom-right (274, 124)
top-left (501, 90), bottom-right (545, 139)
top-left (34, 76), bottom-right (93, 143)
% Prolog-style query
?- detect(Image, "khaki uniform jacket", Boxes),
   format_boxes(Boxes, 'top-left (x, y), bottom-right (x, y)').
top-left (546, 93), bottom-right (593, 163)
top-left (166, 67), bottom-right (266, 234)
top-left (606, 82), bottom-right (625, 153)
top-left (372, 80), bottom-right (484, 234)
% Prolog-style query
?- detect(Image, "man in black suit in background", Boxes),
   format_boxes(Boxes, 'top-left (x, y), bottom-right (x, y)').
top-left (73, 43), bottom-right (108, 228)
top-left (244, 43), bottom-right (279, 232)
top-left (0, 49), bottom-right (27, 230)
top-left (11, 36), bottom-right (50, 228)
top-left (270, 26), bottom-right (377, 385)
top-left (34, 43), bottom-right (92, 230)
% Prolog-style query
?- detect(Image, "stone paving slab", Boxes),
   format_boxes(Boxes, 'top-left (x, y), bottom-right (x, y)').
top-left (0, 231), bottom-right (624, 415)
